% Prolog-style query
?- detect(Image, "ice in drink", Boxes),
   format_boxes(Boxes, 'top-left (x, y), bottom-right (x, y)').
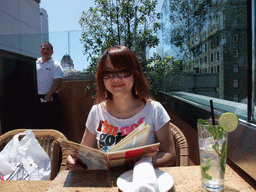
top-left (199, 136), bottom-right (227, 191)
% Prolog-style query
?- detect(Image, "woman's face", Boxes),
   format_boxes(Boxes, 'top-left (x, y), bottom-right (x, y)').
top-left (103, 57), bottom-right (134, 98)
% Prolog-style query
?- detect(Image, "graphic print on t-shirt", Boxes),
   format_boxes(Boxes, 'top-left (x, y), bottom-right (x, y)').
top-left (97, 117), bottom-right (145, 152)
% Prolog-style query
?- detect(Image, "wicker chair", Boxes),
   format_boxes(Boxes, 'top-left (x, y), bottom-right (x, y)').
top-left (0, 129), bottom-right (68, 180)
top-left (170, 122), bottom-right (189, 166)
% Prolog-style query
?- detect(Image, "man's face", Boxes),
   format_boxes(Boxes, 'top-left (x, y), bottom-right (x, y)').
top-left (40, 44), bottom-right (53, 60)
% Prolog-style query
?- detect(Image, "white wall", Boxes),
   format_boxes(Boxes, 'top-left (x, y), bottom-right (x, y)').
top-left (0, 0), bottom-right (41, 58)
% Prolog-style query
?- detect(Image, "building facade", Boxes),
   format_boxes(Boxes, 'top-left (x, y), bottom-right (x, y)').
top-left (0, 0), bottom-right (41, 58)
top-left (189, 0), bottom-right (247, 102)
top-left (160, 0), bottom-right (248, 102)
top-left (40, 8), bottom-right (49, 43)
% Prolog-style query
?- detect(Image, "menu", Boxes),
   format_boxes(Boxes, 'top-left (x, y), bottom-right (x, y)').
top-left (58, 122), bottom-right (160, 170)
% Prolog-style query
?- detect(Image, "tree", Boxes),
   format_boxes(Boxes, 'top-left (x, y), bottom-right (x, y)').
top-left (79, 0), bottom-right (160, 75)
top-left (145, 53), bottom-right (183, 94)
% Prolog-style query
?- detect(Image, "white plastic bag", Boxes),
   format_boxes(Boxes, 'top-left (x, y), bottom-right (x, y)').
top-left (0, 130), bottom-right (51, 180)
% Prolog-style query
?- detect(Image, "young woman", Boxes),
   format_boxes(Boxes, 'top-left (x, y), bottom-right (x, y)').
top-left (67, 46), bottom-right (176, 168)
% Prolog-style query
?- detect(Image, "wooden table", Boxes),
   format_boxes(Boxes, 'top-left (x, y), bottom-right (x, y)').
top-left (0, 165), bottom-right (254, 192)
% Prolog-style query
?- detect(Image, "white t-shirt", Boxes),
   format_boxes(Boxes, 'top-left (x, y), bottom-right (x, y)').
top-left (36, 58), bottom-right (64, 94)
top-left (86, 100), bottom-right (170, 152)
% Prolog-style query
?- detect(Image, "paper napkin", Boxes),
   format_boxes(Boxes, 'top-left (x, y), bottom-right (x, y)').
top-left (131, 156), bottom-right (159, 192)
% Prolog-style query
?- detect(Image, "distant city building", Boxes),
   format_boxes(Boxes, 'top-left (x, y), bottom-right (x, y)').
top-left (158, 0), bottom-right (180, 58)
top-left (40, 8), bottom-right (49, 43)
top-left (61, 54), bottom-right (75, 77)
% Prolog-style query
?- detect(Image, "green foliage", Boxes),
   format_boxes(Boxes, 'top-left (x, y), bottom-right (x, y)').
top-left (85, 56), bottom-right (98, 78)
top-left (79, 0), bottom-right (160, 73)
top-left (197, 119), bottom-right (225, 140)
top-left (145, 53), bottom-right (169, 93)
top-left (145, 53), bottom-right (182, 94)
top-left (84, 56), bottom-right (98, 98)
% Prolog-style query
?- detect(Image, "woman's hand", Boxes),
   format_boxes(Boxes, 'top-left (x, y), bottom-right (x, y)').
top-left (66, 155), bottom-right (87, 170)
top-left (66, 128), bottom-right (97, 170)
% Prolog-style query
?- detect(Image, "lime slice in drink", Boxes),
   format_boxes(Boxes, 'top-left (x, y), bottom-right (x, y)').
top-left (219, 112), bottom-right (239, 132)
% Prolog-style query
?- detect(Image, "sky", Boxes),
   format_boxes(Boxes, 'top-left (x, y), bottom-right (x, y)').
top-left (40, 0), bottom-right (164, 71)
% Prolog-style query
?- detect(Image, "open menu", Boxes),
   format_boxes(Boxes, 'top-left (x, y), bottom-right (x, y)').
top-left (58, 122), bottom-right (160, 170)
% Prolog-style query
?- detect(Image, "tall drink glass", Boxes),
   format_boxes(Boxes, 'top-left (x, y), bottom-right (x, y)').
top-left (197, 120), bottom-right (228, 191)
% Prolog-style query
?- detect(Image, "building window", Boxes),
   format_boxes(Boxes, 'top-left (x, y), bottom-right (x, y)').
top-left (234, 94), bottom-right (239, 102)
top-left (234, 65), bottom-right (239, 73)
top-left (217, 66), bottom-right (220, 73)
top-left (234, 49), bottom-right (239, 57)
top-left (216, 37), bottom-right (219, 46)
top-left (233, 6), bottom-right (238, 13)
top-left (211, 67), bottom-right (213, 73)
top-left (205, 43), bottom-right (207, 52)
top-left (205, 68), bottom-right (207, 73)
top-left (234, 19), bottom-right (238, 26)
top-left (234, 79), bottom-right (239, 88)
top-left (211, 54), bottom-right (213, 62)
top-left (233, 34), bottom-right (239, 43)
top-left (217, 51), bottom-right (220, 60)
top-left (215, 11), bottom-right (219, 19)
top-left (205, 56), bottom-right (207, 63)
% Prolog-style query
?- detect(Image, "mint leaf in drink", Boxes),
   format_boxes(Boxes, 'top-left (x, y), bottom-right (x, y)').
top-left (215, 125), bottom-right (226, 140)
top-left (198, 119), bottom-right (217, 139)
top-left (220, 141), bottom-right (227, 174)
top-left (202, 168), bottom-right (212, 180)
top-left (201, 159), bottom-right (212, 180)
top-left (198, 119), bottom-right (210, 125)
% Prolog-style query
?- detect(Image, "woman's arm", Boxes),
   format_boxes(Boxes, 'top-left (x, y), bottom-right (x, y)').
top-left (80, 128), bottom-right (97, 147)
top-left (152, 122), bottom-right (176, 167)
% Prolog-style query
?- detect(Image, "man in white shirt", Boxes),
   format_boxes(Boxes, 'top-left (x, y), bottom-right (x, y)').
top-left (36, 42), bottom-right (64, 130)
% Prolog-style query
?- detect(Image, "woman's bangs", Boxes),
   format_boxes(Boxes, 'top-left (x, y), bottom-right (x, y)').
top-left (108, 49), bottom-right (133, 70)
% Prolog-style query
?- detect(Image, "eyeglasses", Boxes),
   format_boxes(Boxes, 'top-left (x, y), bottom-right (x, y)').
top-left (102, 68), bottom-right (132, 79)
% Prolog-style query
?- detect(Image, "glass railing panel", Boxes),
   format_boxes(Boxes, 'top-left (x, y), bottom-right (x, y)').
top-left (158, 0), bottom-right (252, 122)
